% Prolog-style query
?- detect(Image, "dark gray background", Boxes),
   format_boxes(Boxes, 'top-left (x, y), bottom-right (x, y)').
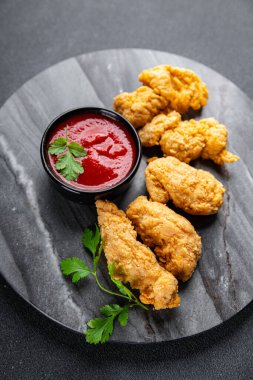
top-left (0, 0), bottom-right (253, 378)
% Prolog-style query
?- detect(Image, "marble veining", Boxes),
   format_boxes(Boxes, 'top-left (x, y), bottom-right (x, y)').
top-left (0, 49), bottom-right (253, 343)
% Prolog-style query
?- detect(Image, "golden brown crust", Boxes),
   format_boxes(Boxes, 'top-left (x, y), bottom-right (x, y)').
top-left (113, 86), bottom-right (168, 129)
top-left (160, 117), bottom-right (239, 164)
top-left (114, 65), bottom-right (208, 128)
top-left (145, 157), bottom-right (225, 215)
top-left (198, 119), bottom-right (239, 164)
top-left (138, 111), bottom-right (181, 147)
top-left (138, 109), bottom-right (238, 165)
top-left (96, 200), bottom-right (180, 310)
top-left (139, 65), bottom-right (208, 114)
top-left (160, 118), bottom-right (206, 163)
top-left (126, 196), bottom-right (202, 281)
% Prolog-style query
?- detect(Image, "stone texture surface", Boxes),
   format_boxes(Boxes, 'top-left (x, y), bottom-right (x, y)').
top-left (0, 49), bottom-right (253, 343)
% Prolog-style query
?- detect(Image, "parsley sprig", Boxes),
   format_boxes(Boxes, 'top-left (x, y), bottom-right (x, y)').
top-left (48, 126), bottom-right (87, 181)
top-left (86, 304), bottom-right (129, 344)
top-left (60, 225), bottom-right (148, 344)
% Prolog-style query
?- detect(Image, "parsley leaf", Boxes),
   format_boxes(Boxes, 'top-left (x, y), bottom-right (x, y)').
top-left (108, 263), bottom-right (134, 299)
top-left (55, 151), bottom-right (84, 181)
top-left (118, 306), bottom-right (129, 327)
top-left (48, 126), bottom-right (87, 181)
top-left (86, 316), bottom-right (114, 344)
top-left (85, 304), bottom-right (129, 344)
top-left (100, 304), bottom-right (123, 316)
top-left (68, 142), bottom-right (87, 158)
top-left (82, 225), bottom-right (101, 258)
top-left (48, 138), bottom-right (67, 155)
top-left (60, 257), bottom-right (92, 283)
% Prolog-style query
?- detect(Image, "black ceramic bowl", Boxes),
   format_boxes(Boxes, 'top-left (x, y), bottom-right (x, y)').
top-left (40, 107), bottom-right (142, 203)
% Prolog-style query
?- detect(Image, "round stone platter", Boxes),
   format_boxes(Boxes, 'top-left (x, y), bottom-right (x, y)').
top-left (0, 49), bottom-right (253, 343)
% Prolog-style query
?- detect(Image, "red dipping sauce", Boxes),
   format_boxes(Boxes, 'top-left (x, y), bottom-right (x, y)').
top-left (47, 113), bottom-right (136, 190)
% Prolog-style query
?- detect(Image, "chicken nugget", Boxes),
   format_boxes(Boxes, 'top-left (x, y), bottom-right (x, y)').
top-left (139, 65), bottom-right (208, 114)
top-left (138, 111), bottom-right (181, 147)
top-left (114, 86), bottom-right (168, 129)
top-left (160, 117), bottom-right (239, 164)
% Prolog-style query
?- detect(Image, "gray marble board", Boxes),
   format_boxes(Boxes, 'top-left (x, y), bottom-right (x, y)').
top-left (0, 49), bottom-right (253, 343)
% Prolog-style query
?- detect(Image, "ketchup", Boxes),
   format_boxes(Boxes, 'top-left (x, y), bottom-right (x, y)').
top-left (47, 113), bottom-right (136, 190)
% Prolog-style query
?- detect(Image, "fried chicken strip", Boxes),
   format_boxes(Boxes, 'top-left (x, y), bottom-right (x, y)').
top-left (139, 111), bottom-right (239, 164)
top-left (126, 196), bottom-right (202, 281)
top-left (145, 157), bottom-right (225, 215)
top-left (96, 200), bottom-right (180, 309)
top-left (139, 65), bottom-right (208, 114)
top-left (114, 86), bottom-right (168, 128)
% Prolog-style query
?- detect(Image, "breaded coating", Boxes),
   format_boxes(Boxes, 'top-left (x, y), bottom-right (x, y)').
top-left (160, 117), bottom-right (239, 164)
top-left (114, 86), bottom-right (168, 129)
top-left (126, 196), bottom-right (202, 282)
top-left (138, 111), bottom-right (181, 147)
top-left (139, 111), bottom-right (238, 165)
top-left (139, 65), bottom-right (208, 114)
top-left (145, 157), bottom-right (225, 215)
top-left (96, 200), bottom-right (180, 310)
top-left (199, 119), bottom-right (239, 164)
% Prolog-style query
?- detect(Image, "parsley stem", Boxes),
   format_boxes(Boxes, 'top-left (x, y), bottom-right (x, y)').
top-left (94, 271), bottom-right (148, 310)
top-left (93, 240), bottom-right (130, 300)
top-left (93, 240), bottom-right (129, 300)
top-left (95, 240), bottom-right (103, 267)
top-left (130, 302), bottom-right (149, 311)
top-left (94, 240), bottom-right (148, 310)
top-left (94, 273), bottom-right (130, 301)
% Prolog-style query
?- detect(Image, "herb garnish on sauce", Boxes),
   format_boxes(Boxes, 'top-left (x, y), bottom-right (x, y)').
top-left (48, 126), bottom-right (87, 181)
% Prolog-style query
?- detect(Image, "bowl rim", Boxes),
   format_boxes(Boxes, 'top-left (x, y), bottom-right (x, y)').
top-left (40, 106), bottom-right (142, 195)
